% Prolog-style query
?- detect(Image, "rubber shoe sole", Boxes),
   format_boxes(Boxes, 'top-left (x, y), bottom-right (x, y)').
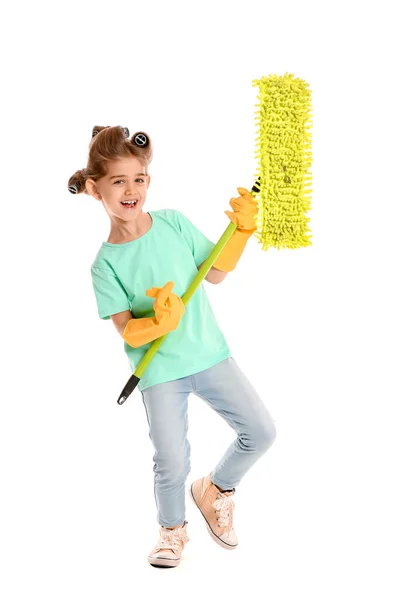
top-left (148, 555), bottom-right (180, 568)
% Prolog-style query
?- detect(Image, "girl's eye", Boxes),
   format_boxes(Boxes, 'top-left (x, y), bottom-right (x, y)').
top-left (113, 179), bottom-right (144, 185)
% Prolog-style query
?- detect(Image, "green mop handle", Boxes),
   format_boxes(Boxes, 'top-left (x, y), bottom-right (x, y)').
top-left (116, 178), bottom-right (260, 405)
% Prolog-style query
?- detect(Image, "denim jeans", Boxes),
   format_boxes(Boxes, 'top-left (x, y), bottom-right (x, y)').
top-left (141, 357), bottom-right (277, 527)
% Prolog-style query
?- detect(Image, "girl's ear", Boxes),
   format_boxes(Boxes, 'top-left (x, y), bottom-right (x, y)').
top-left (86, 178), bottom-right (102, 200)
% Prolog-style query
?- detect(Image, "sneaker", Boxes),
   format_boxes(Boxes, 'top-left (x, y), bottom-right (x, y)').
top-left (189, 473), bottom-right (238, 550)
top-left (147, 520), bottom-right (189, 568)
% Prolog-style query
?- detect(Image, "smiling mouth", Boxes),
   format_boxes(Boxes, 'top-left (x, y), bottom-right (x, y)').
top-left (121, 200), bottom-right (138, 208)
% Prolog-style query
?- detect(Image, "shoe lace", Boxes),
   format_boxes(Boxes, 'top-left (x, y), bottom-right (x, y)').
top-left (156, 526), bottom-right (189, 552)
top-left (213, 493), bottom-right (235, 529)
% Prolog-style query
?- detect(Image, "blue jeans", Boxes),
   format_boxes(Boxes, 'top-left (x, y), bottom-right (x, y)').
top-left (141, 357), bottom-right (277, 528)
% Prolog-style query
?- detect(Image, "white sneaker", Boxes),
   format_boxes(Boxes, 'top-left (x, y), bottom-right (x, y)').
top-left (190, 474), bottom-right (238, 550)
top-left (148, 520), bottom-right (189, 568)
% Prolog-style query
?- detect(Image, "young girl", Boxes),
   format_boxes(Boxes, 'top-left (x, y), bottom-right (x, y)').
top-left (68, 125), bottom-right (276, 568)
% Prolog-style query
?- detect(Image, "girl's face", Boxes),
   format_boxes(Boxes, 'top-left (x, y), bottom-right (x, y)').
top-left (94, 157), bottom-right (150, 221)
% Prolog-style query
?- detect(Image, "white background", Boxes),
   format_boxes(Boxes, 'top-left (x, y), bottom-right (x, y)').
top-left (1, 1), bottom-right (417, 598)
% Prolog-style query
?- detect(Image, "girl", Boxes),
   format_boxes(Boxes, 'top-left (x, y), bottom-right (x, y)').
top-left (68, 125), bottom-right (276, 568)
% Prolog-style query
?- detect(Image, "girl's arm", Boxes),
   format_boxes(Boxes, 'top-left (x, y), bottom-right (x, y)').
top-left (111, 309), bottom-right (133, 337)
top-left (199, 264), bottom-right (228, 284)
top-left (109, 282), bottom-right (184, 347)
top-left (109, 268), bottom-right (225, 341)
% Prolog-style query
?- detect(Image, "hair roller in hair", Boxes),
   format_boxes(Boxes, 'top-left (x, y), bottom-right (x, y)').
top-left (91, 125), bottom-right (110, 138)
top-left (122, 127), bottom-right (130, 137)
top-left (132, 132), bottom-right (149, 147)
top-left (68, 181), bottom-right (81, 194)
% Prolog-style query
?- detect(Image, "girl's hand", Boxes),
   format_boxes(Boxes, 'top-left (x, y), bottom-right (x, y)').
top-left (146, 281), bottom-right (185, 329)
top-left (224, 187), bottom-right (258, 232)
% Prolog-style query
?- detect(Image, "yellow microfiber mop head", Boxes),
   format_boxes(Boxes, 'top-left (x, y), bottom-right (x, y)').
top-left (252, 73), bottom-right (313, 250)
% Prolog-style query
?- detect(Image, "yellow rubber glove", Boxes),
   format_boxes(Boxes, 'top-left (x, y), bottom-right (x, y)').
top-left (122, 281), bottom-right (185, 348)
top-left (213, 187), bottom-right (259, 272)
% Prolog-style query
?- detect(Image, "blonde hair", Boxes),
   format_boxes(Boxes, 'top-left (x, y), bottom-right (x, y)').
top-left (68, 125), bottom-right (153, 194)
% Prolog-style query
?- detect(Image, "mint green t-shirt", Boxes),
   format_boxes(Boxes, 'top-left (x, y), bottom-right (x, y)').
top-left (91, 209), bottom-right (231, 391)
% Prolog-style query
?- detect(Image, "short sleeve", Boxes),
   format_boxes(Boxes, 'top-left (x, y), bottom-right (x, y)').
top-left (91, 266), bottom-right (131, 320)
top-left (174, 210), bottom-right (215, 267)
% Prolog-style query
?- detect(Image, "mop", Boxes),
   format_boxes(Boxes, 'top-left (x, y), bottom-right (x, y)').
top-left (117, 73), bottom-right (313, 404)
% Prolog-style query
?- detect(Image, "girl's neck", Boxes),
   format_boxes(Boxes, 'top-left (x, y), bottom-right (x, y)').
top-left (107, 211), bottom-right (152, 244)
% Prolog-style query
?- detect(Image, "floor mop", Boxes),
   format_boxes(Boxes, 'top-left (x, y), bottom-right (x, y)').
top-left (117, 72), bottom-right (313, 404)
